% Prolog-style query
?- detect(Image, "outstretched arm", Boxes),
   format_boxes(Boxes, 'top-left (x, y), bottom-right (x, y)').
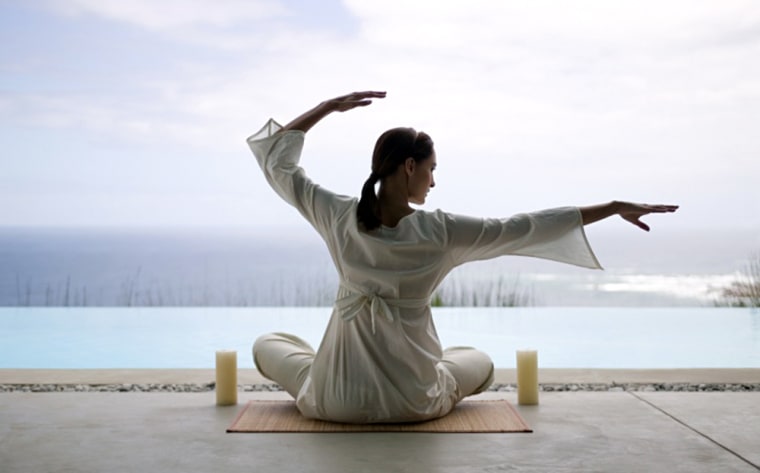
top-left (580, 201), bottom-right (678, 231)
top-left (280, 91), bottom-right (387, 133)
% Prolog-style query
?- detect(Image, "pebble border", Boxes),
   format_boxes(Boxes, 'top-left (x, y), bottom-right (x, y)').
top-left (1, 382), bottom-right (759, 393)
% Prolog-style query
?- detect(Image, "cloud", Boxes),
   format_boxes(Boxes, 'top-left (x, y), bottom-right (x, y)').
top-left (42, 0), bottom-right (356, 53)
top-left (349, 0), bottom-right (754, 46)
top-left (15, 0), bottom-right (759, 156)
top-left (4, 1), bottom-right (759, 226)
top-left (46, 0), bottom-right (286, 31)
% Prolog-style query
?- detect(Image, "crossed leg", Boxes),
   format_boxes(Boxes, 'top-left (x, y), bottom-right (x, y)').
top-left (252, 332), bottom-right (315, 398)
top-left (440, 346), bottom-right (495, 401)
top-left (253, 334), bottom-right (494, 404)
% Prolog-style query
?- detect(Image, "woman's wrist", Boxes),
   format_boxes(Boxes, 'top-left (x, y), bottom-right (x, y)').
top-left (609, 200), bottom-right (623, 216)
top-left (580, 201), bottom-right (622, 226)
top-left (318, 99), bottom-right (339, 114)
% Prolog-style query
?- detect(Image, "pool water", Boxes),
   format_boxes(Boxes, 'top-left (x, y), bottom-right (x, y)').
top-left (0, 307), bottom-right (758, 369)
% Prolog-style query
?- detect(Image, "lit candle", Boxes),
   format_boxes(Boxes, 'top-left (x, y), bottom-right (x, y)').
top-left (215, 350), bottom-right (238, 406)
top-left (516, 349), bottom-right (539, 405)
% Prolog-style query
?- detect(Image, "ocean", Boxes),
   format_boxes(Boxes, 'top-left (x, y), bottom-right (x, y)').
top-left (1, 225), bottom-right (758, 307)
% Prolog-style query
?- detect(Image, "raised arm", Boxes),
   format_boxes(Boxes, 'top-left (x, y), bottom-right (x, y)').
top-left (280, 91), bottom-right (387, 133)
top-left (580, 201), bottom-right (679, 231)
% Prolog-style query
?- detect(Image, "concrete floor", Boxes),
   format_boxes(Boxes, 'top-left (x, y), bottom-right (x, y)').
top-left (4, 367), bottom-right (759, 385)
top-left (1, 372), bottom-right (759, 472)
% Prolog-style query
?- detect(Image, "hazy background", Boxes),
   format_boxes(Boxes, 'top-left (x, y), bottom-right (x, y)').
top-left (1, 1), bottom-right (759, 307)
top-left (2, 0), bottom-right (759, 230)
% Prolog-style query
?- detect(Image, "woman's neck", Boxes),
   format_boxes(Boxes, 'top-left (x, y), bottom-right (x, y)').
top-left (377, 183), bottom-right (413, 228)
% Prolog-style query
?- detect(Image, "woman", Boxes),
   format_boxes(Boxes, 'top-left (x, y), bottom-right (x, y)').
top-left (247, 91), bottom-right (677, 423)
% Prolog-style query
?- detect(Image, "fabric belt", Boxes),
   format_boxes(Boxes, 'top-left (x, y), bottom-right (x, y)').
top-left (336, 283), bottom-right (429, 334)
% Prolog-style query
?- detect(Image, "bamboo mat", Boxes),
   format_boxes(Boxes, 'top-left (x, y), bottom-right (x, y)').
top-left (227, 400), bottom-right (532, 433)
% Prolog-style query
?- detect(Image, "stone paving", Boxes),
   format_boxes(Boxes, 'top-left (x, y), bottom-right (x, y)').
top-left (2, 369), bottom-right (759, 472)
top-left (2, 381), bottom-right (759, 393)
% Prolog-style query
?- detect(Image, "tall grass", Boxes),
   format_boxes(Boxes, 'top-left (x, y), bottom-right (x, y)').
top-left (9, 271), bottom-right (533, 307)
top-left (718, 251), bottom-right (760, 307)
top-left (433, 275), bottom-right (533, 307)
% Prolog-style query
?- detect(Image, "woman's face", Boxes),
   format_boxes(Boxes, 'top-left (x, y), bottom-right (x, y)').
top-left (407, 152), bottom-right (437, 205)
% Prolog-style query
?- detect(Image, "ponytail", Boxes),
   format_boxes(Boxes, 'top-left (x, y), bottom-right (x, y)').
top-left (357, 172), bottom-right (381, 231)
top-left (357, 127), bottom-right (434, 232)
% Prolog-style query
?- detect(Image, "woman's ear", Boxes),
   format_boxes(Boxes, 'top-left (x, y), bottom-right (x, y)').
top-left (404, 157), bottom-right (416, 175)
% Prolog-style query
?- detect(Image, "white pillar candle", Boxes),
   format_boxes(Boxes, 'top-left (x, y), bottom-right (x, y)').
top-left (215, 350), bottom-right (238, 406)
top-left (516, 349), bottom-right (539, 405)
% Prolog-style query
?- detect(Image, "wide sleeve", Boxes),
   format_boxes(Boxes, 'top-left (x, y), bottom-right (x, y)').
top-left (443, 206), bottom-right (602, 270)
top-left (246, 119), bottom-right (351, 234)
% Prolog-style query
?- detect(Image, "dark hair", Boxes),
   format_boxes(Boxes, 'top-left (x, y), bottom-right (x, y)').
top-left (357, 127), bottom-right (434, 231)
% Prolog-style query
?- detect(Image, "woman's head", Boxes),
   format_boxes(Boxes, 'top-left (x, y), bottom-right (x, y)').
top-left (357, 127), bottom-right (435, 231)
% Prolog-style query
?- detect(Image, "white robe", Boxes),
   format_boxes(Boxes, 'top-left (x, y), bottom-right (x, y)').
top-left (247, 119), bottom-right (602, 423)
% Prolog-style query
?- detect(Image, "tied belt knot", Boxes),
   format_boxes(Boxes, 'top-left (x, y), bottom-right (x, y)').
top-left (336, 283), bottom-right (429, 334)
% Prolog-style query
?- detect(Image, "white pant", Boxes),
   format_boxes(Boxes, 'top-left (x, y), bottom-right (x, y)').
top-left (252, 332), bottom-right (494, 402)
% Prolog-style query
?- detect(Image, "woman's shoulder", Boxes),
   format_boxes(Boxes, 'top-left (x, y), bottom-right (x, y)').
top-left (415, 208), bottom-right (468, 226)
top-left (396, 208), bottom-right (451, 239)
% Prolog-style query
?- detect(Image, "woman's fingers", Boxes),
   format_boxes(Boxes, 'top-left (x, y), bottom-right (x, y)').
top-left (630, 217), bottom-right (651, 232)
top-left (345, 91), bottom-right (387, 99)
top-left (647, 204), bottom-right (679, 213)
top-left (330, 91), bottom-right (386, 111)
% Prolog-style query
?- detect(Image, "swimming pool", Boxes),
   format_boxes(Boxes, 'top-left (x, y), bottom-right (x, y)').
top-left (0, 307), bottom-right (757, 369)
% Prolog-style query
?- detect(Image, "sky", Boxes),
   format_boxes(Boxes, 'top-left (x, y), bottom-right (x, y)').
top-left (1, 0), bottom-right (759, 233)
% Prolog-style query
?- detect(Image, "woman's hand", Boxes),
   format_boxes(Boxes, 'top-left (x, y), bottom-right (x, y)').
top-left (323, 91), bottom-right (387, 113)
top-left (580, 201), bottom-right (679, 231)
top-left (616, 202), bottom-right (679, 231)
top-left (281, 91), bottom-right (386, 133)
